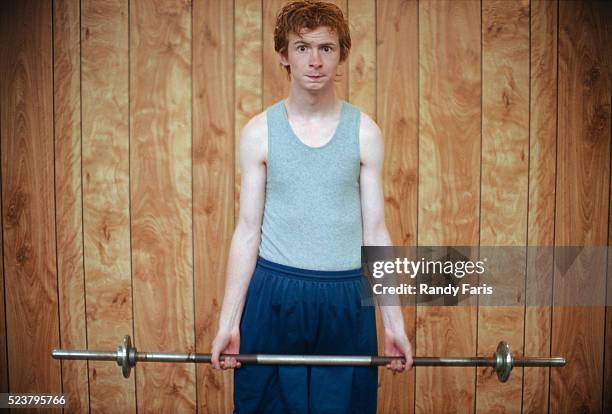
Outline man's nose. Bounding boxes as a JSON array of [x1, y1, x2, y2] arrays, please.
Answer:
[[309, 50, 322, 67]]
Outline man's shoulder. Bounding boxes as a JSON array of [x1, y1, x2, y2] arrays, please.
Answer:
[[356, 109, 383, 146], [239, 111, 268, 162], [240, 111, 268, 146], [242, 110, 267, 137]]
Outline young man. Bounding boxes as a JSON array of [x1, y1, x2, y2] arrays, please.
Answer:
[[211, 1, 413, 412]]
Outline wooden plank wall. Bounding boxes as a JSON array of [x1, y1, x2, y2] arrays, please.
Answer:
[[130, 0, 195, 411], [1, 0, 62, 406], [417, 2, 481, 413], [81, 0, 135, 412], [54, 0, 90, 411], [523, 0, 557, 412], [1, 0, 611, 412], [478, 1, 529, 412], [376, 1, 418, 412], [194, 0, 235, 412], [551, 1, 611, 413]]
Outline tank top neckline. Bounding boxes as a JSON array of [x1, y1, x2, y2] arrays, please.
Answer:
[[280, 99, 347, 150]]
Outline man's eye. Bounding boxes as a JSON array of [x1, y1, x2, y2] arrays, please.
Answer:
[[323, 47, 331, 52], [298, 46, 307, 52]]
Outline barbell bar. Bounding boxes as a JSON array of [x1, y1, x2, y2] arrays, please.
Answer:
[[51, 335, 566, 383]]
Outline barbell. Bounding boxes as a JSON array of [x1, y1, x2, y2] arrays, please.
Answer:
[[51, 335, 565, 383]]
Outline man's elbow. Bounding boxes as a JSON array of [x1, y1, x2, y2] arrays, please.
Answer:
[[233, 218, 262, 247]]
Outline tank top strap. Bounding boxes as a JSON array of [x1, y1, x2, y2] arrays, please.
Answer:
[[339, 100, 362, 147]]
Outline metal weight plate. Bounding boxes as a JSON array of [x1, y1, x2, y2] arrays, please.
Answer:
[[495, 341, 513, 382], [116, 335, 133, 378]]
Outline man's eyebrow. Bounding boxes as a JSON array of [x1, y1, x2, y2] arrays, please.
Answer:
[[293, 40, 337, 47]]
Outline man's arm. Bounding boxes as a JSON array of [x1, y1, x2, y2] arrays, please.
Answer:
[[359, 112, 413, 372], [211, 113, 267, 369]]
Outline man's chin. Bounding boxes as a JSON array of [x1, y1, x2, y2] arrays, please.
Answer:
[[300, 79, 329, 90]]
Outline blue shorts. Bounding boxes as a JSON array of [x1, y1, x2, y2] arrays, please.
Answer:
[[234, 256, 378, 414]]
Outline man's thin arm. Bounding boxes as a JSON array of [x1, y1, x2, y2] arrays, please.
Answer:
[[216, 114, 267, 333], [359, 113, 405, 333]]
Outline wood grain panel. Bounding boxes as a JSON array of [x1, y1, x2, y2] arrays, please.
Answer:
[[376, 0, 418, 412], [53, 0, 89, 411], [0, 113, 5, 393], [551, 1, 611, 412], [523, 1, 557, 412], [263, 0, 348, 107], [235, 0, 263, 221], [0, 123, 6, 395], [348, 0, 375, 119], [130, 0, 195, 410], [478, 1, 530, 412], [606, 176, 612, 414], [417, 1, 481, 412], [602, 5, 612, 414], [81, 0, 135, 410], [0, 203, 5, 393], [606, 210, 612, 411], [0, 0, 61, 395], [193, 0, 235, 412]]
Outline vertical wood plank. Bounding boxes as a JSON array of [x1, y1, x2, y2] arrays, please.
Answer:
[[0, 0, 61, 395], [0, 200, 5, 392], [602, 4, 612, 414], [0, 84, 6, 393], [417, 1, 481, 412], [605, 159, 612, 414], [377, 0, 418, 412], [130, 0, 195, 410], [81, 0, 135, 410], [523, 1, 557, 412], [478, 1, 530, 412], [348, 0, 375, 119], [193, 0, 235, 412], [0, 122, 6, 394], [53, 0, 89, 410], [551, 0, 611, 412], [235, 0, 263, 221]]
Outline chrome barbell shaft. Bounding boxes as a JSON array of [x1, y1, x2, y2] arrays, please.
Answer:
[[48, 351, 495, 366], [50, 350, 565, 367], [51, 335, 566, 382]]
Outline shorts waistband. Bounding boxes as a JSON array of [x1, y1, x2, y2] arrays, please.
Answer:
[[256, 256, 363, 281]]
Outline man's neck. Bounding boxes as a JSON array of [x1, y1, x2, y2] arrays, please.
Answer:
[[285, 84, 341, 119]]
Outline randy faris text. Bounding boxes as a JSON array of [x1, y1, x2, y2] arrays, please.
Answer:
[[372, 283, 493, 296]]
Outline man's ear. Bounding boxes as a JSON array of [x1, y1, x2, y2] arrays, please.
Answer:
[[277, 51, 289, 67]]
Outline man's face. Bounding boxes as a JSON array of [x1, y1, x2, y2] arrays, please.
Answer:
[[279, 26, 341, 91]]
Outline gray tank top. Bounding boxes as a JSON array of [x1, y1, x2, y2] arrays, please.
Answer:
[[258, 99, 363, 271]]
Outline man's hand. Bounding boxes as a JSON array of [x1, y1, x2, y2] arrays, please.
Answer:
[[211, 328, 241, 370], [383, 328, 413, 373]]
